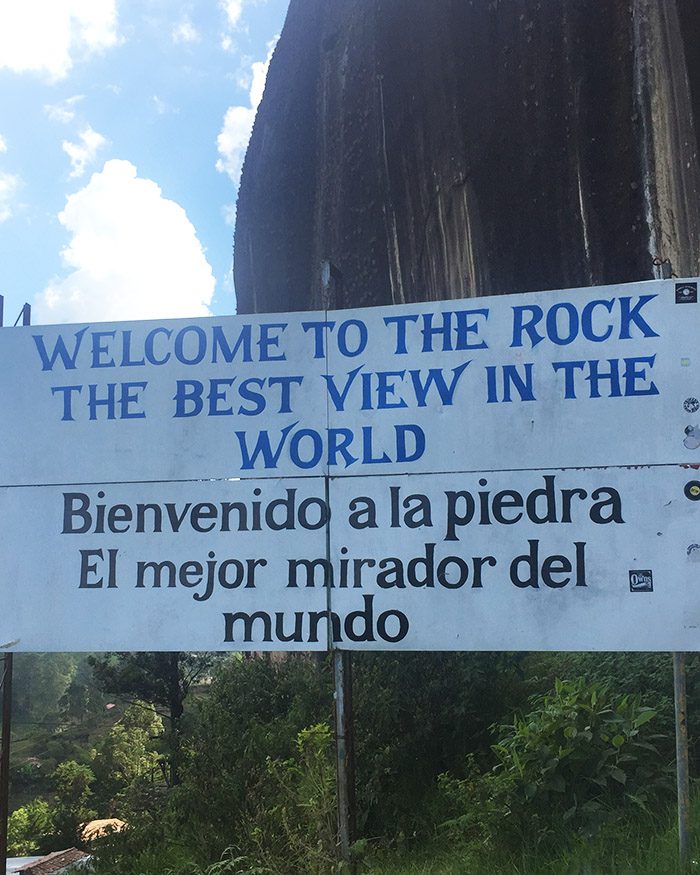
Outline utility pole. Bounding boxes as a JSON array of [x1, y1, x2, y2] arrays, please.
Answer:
[[0, 296, 30, 873]]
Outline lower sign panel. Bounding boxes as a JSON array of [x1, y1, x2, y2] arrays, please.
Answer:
[[326, 467, 700, 651], [1, 467, 700, 651]]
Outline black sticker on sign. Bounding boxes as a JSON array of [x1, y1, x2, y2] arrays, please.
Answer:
[[685, 481, 700, 501], [629, 570, 653, 592], [676, 282, 697, 303]]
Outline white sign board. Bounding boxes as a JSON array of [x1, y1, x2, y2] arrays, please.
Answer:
[[2, 278, 700, 486], [1, 466, 699, 651], [3, 277, 700, 651]]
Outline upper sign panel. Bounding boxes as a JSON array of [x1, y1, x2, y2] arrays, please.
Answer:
[[324, 277, 700, 477], [2, 279, 700, 485], [0, 310, 328, 485]]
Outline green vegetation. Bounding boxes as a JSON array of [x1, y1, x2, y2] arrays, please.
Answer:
[[438, 678, 674, 848], [5, 651, 697, 872]]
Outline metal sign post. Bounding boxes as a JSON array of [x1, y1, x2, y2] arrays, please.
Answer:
[[325, 466, 356, 872], [333, 649, 356, 871], [321, 254, 357, 872], [0, 653, 13, 872], [674, 652, 691, 869], [0, 297, 30, 873]]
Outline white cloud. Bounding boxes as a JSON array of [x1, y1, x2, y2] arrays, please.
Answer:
[[216, 37, 277, 187], [63, 125, 107, 178], [0, 0, 118, 81], [249, 52, 272, 110], [152, 95, 178, 116], [35, 159, 215, 323], [172, 19, 199, 44], [221, 0, 244, 28], [45, 95, 84, 124], [0, 134, 19, 220], [220, 0, 256, 50], [0, 172, 20, 222], [222, 203, 237, 227], [235, 56, 252, 89], [215, 106, 256, 188]]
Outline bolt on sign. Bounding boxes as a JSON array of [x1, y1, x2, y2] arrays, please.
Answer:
[[1, 278, 700, 651]]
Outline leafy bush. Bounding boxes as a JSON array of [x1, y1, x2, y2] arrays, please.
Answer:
[[51, 759, 97, 845], [234, 723, 338, 874], [94, 652, 528, 866], [173, 655, 333, 861], [90, 824, 195, 875], [439, 677, 674, 850], [7, 799, 53, 855], [172, 850, 274, 875], [89, 653, 681, 870], [91, 701, 164, 813], [352, 652, 527, 835], [92, 722, 337, 875], [531, 652, 700, 767]]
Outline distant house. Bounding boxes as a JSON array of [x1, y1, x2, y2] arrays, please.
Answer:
[[11, 848, 91, 874], [6, 859, 40, 875]]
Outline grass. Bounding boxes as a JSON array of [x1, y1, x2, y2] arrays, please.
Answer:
[[363, 797, 700, 874]]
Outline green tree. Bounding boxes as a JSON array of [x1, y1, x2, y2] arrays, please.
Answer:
[[13, 654, 79, 721], [89, 652, 211, 784], [52, 760, 97, 845], [174, 655, 333, 860], [61, 655, 106, 723], [7, 799, 53, 855], [352, 651, 527, 834], [92, 702, 164, 811]]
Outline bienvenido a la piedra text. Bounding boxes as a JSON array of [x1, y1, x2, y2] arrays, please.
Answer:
[[61, 475, 623, 644]]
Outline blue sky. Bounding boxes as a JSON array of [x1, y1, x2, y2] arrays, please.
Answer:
[[0, 0, 289, 326]]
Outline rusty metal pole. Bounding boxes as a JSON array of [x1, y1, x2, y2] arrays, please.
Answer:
[[327, 484, 356, 870], [0, 652, 14, 872], [646, 255, 693, 868], [321, 263, 357, 871], [674, 652, 691, 870], [333, 649, 356, 870]]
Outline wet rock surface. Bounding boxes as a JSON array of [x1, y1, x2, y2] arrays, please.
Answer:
[[234, 0, 700, 314]]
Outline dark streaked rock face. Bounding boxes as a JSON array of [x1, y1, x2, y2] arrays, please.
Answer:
[[234, 0, 700, 314]]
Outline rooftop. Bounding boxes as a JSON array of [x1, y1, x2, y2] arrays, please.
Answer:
[[11, 848, 91, 874]]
